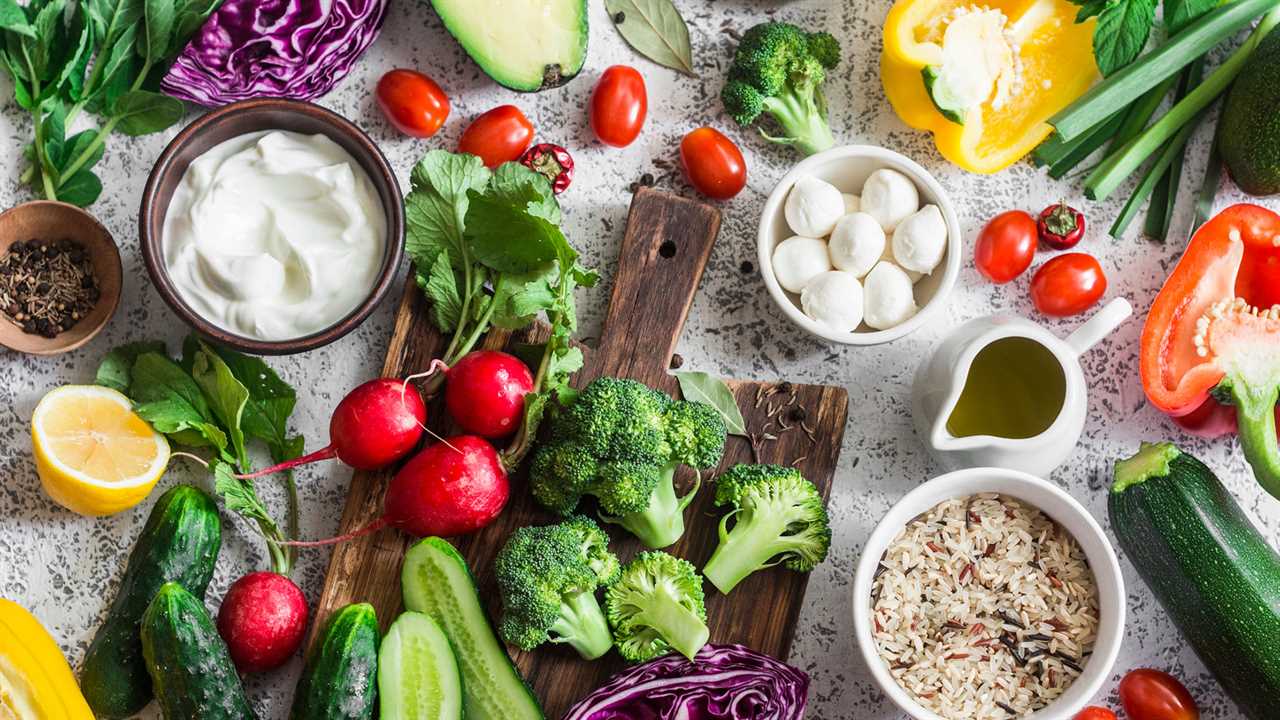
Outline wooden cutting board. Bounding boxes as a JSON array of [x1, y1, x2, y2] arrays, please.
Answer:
[[310, 187, 849, 717]]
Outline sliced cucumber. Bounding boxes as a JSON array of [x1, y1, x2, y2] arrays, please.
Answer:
[[402, 537, 545, 720], [378, 612, 462, 720]]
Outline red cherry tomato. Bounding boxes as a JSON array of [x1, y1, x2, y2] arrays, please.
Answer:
[[1119, 669, 1199, 720], [458, 105, 534, 168], [1074, 707, 1118, 720], [590, 65, 647, 147], [1030, 252, 1107, 316], [974, 210, 1037, 283], [679, 127, 746, 200], [376, 69, 450, 138]]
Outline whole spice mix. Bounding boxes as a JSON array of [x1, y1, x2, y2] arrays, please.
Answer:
[[0, 239, 100, 338]]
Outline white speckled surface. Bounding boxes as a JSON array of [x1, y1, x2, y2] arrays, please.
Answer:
[[1, 2, 1274, 718]]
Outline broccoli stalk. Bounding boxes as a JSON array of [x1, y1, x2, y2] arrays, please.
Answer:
[[602, 465, 700, 550], [721, 22, 841, 156], [702, 464, 832, 595], [495, 516, 620, 660], [605, 551, 710, 663]]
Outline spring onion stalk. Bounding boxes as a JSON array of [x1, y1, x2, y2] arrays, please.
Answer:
[[1191, 143, 1224, 237], [1085, 6, 1280, 200], [1110, 75, 1178, 151], [1049, 0, 1279, 141], [1034, 110, 1124, 166], [1144, 58, 1206, 241], [1109, 108, 1209, 237], [1047, 112, 1128, 179]]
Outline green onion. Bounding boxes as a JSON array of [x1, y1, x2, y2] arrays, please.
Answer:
[[1047, 112, 1127, 179], [1109, 108, 1209, 237], [1191, 143, 1224, 238], [1110, 75, 1178, 152], [1144, 58, 1206, 241], [1049, 0, 1280, 142], [1086, 6, 1280, 200], [1034, 110, 1122, 166]]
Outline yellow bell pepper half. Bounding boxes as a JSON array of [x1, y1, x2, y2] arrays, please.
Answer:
[[0, 599, 93, 720], [881, 0, 1100, 173]]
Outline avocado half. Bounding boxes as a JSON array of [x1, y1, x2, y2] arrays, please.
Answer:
[[1218, 29, 1280, 196], [430, 0, 588, 92]]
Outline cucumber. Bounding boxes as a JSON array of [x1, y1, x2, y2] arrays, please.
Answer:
[[291, 603, 380, 720], [80, 484, 222, 719], [402, 537, 544, 720], [378, 612, 463, 720], [1110, 443, 1280, 720], [140, 582, 255, 720]]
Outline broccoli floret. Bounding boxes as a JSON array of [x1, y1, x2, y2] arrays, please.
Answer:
[[701, 464, 832, 595], [529, 378, 728, 549], [495, 516, 619, 660], [605, 551, 709, 663], [721, 22, 840, 156]]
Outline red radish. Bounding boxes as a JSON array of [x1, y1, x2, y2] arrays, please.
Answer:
[[216, 572, 309, 673], [444, 351, 534, 438], [239, 378, 426, 478], [284, 435, 510, 546]]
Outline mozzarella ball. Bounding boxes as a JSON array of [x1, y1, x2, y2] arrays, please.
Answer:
[[880, 243, 924, 284], [860, 168, 920, 231], [891, 204, 948, 274], [772, 236, 833, 293], [842, 193, 861, 215], [863, 261, 919, 330], [828, 212, 885, 278], [784, 176, 846, 238], [801, 271, 864, 333]]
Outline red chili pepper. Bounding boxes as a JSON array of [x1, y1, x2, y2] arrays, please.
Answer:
[[519, 143, 574, 195], [1038, 200, 1086, 250], [1140, 203, 1280, 498]]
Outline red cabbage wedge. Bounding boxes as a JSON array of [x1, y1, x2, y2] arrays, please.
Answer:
[[162, 0, 390, 105], [562, 644, 809, 720]]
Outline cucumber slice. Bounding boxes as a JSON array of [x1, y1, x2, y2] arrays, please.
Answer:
[[402, 537, 545, 720], [378, 612, 462, 720]]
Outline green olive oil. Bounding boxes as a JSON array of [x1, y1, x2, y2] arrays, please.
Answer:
[[945, 337, 1066, 440]]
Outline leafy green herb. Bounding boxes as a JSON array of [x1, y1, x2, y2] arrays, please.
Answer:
[[96, 340, 166, 392], [673, 371, 748, 437], [604, 0, 696, 76], [1074, 0, 1157, 76]]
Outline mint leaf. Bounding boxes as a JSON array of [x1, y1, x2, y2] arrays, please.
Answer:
[[421, 251, 463, 332], [1093, 0, 1155, 76], [190, 342, 250, 470], [464, 189, 562, 274], [1165, 0, 1216, 34], [96, 340, 166, 392], [0, 0, 35, 37]]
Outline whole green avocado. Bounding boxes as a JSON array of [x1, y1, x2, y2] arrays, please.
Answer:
[[1218, 30, 1280, 196]]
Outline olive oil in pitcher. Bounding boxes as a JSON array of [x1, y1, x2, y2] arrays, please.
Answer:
[[945, 337, 1066, 440]]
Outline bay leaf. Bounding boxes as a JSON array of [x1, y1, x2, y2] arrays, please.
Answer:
[[674, 371, 747, 436], [604, 0, 696, 76]]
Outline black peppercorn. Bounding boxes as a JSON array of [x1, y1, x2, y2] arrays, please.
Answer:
[[669, 353, 684, 369]]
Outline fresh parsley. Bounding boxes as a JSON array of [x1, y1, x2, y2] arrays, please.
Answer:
[[0, 0, 220, 207]]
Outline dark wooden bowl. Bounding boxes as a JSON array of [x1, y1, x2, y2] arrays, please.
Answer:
[[139, 98, 404, 355], [0, 201, 122, 355]]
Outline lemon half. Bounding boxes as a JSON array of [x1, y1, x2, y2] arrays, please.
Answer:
[[32, 386, 169, 516]]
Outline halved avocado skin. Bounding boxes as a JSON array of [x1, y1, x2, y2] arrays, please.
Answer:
[[430, 0, 589, 92]]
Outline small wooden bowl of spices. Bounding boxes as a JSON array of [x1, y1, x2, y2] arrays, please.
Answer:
[[0, 201, 121, 355]]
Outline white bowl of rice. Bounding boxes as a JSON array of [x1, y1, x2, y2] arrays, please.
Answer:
[[852, 468, 1124, 720]]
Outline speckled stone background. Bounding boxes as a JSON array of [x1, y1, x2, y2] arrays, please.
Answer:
[[1, 1, 1275, 718]]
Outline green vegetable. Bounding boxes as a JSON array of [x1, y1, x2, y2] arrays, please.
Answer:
[[1217, 26, 1280, 195], [701, 464, 831, 595], [604, 0, 695, 76], [290, 603, 380, 720], [378, 612, 463, 720], [0, 0, 218, 207], [1073, 0, 1157, 77], [80, 484, 221, 719], [429, 0, 586, 91], [604, 550, 709, 663], [673, 371, 747, 437], [402, 537, 545, 720], [96, 335, 304, 574], [404, 151, 596, 468], [1110, 443, 1280, 720], [495, 516, 619, 660], [529, 377, 728, 548], [140, 582, 256, 720], [721, 21, 841, 156]]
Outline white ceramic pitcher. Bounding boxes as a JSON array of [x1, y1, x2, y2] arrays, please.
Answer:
[[911, 298, 1133, 477]]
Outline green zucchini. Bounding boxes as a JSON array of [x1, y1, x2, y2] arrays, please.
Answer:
[[140, 582, 256, 720], [378, 612, 463, 720], [291, 603, 381, 720], [80, 484, 222, 719], [402, 537, 545, 720], [1110, 442, 1280, 720]]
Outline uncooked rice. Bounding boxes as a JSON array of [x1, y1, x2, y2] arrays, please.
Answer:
[[870, 493, 1099, 719]]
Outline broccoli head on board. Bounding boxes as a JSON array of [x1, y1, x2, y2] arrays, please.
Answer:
[[721, 22, 841, 156], [604, 550, 709, 663]]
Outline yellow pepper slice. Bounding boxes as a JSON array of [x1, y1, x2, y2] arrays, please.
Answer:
[[881, 0, 1100, 173], [0, 599, 93, 720]]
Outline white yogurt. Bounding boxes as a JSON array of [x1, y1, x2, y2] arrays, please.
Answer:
[[162, 130, 385, 341]]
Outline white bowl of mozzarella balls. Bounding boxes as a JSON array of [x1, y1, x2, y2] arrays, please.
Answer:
[[758, 146, 961, 345]]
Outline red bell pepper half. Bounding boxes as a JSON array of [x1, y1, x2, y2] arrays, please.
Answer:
[[1141, 203, 1280, 498]]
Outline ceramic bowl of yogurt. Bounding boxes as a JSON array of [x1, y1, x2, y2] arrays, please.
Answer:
[[141, 98, 404, 355], [757, 145, 961, 345]]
